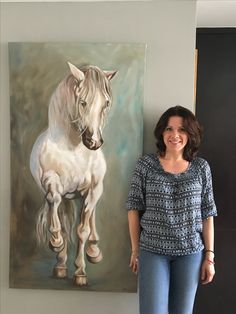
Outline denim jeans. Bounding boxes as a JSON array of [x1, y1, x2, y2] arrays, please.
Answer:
[[139, 249, 203, 314]]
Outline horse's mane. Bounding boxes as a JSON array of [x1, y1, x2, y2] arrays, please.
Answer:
[[78, 65, 112, 105], [48, 65, 112, 136]]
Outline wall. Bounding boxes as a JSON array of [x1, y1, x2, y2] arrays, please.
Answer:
[[0, 1, 197, 314], [196, 1, 236, 27]]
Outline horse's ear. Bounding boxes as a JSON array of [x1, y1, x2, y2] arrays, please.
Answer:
[[67, 62, 84, 82], [104, 70, 117, 81]]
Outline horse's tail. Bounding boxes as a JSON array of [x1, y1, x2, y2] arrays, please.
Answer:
[[36, 199, 77, 246], [36, 201, 50, 246]]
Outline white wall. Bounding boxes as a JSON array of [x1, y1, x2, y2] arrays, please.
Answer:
[[0, 1, 197, 314], [197, 0, 236, 27]]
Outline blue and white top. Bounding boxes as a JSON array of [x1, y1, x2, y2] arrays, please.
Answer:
[[126, 153, 217, 256]]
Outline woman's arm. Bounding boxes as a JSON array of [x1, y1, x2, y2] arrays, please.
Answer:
[[128, 210, 140, 274], [201, 216, 215, 284]]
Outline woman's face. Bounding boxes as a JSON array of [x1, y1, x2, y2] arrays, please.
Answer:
[[162, 116, 188, 155]]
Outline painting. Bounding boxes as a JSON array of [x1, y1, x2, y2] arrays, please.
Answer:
[[8, 42, 146, 292]]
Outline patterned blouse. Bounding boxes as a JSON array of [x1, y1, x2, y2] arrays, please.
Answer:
[[126, 153, 217, 256]]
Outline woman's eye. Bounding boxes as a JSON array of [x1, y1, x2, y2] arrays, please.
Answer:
[[165, 127, 172, 131]]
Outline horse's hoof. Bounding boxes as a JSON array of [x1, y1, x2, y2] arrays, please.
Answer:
[[86, 244, 103, 264], [53, 266, 68, 279], [73, 275, 88, 286], [49, 240, 64, 253]]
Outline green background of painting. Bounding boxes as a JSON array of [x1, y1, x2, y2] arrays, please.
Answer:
[[8, 42, 145, 292]]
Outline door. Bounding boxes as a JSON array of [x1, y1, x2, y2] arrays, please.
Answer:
[[195, 28, 236, 313]]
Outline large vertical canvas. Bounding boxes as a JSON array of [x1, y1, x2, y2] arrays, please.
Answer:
[[9, 42, 146, 292]]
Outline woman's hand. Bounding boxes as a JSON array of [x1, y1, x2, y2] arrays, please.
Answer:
[[128, 210, 140, 275], [201, 259, 215, 284], [129, 250, 139, 274], [201, 217, 215, 284]]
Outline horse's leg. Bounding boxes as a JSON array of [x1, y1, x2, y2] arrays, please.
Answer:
[[42, 171, 64, 252], [86, 209, 103, 264], [74, 204, 91, 286], [74, 181, 103, 286], [43, 172, 69, 278], [53, 238, 68, 278]]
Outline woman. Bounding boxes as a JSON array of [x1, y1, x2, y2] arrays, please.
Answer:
[[126, 106, 217, 314]]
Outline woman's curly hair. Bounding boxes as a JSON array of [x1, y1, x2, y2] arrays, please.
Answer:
[[154, 106, 202, 161]]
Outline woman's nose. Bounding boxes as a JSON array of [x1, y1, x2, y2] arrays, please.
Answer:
[[172, 130, 180, 137]]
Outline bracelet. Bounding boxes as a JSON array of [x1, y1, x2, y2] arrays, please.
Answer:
[[204, 249, 214, 254], [205, 259, 215, 265]]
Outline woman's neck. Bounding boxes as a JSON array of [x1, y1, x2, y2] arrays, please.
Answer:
[[159, 152, 189, 174], [160, 151, 184, 162]]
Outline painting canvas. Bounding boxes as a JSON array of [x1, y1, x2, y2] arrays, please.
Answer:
[[8, 42, 146, 292]]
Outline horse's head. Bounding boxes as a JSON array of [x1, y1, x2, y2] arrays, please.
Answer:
[[67, 62, 117, 150]]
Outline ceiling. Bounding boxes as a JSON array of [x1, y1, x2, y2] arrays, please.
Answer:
[[1, 0, 236, 27]]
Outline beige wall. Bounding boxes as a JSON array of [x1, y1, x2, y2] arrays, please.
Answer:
[[0, 1, 197, 314]]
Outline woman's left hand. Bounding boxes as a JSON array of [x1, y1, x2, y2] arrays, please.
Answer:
[[201, 259, 215, 284]]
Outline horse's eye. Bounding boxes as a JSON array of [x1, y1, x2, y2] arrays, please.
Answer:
[[80, 100, 87, 107], [104, 100, 110, 108]]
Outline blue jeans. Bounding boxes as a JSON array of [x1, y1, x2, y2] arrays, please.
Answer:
[[139, 249, 203, 314]]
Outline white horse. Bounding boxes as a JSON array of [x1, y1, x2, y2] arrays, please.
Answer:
[[30, 62, 117, 286]]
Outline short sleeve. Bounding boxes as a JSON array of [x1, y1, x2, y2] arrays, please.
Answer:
[[201, 160, 217, 219], [126, 158, 146, 212]]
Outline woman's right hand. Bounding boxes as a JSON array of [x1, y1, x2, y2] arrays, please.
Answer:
[[128, 210, 140, 275], [129, 250, 139, 274]]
